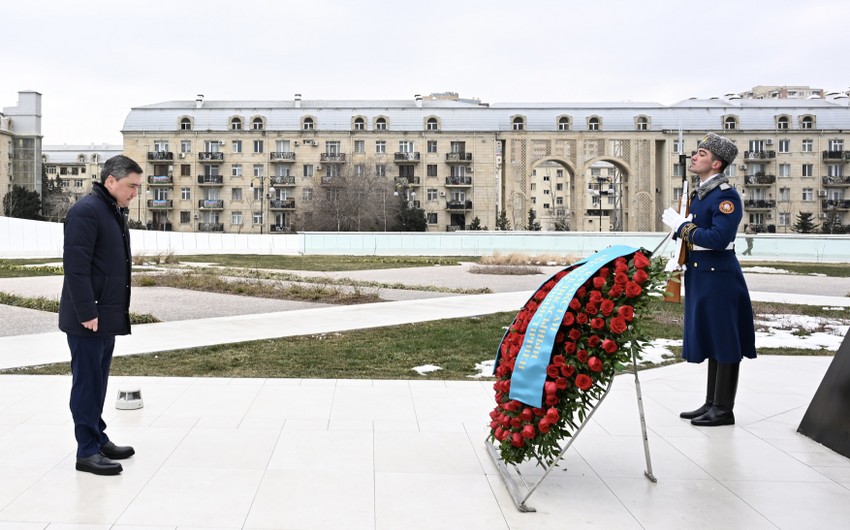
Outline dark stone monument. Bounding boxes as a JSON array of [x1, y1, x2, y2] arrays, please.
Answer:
[[798, 330, 850, 459]]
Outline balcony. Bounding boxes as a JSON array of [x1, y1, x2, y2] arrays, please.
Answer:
[[822, 150, 850, 162], [320, 153, 346, 164], [823, 175, 850, 186], [197, 174, 224, 185], [446, 176, 473, 187], [743, 150, 776, 161], [198, 223, 224, 232], [446, 200, 473, 210], [445, 152, 473, 163], [269, 198, 295, 209], [270, 152, 296, 162], [147, 151, 173, 161], [147, 175, 173, 186], [744, 173, 776, 185], [395, 176, 421, 187], [147, 199, 173, 209], [320, 176, 338, 186], [270, 175, 296, 186], [270, 224, 293, 233], [198, 199, 224, 210], [198, 152, 224, 162], [744, 199, 776, 209], [146, 221, 173, 231], [823, 199, 850, 210], [394, 152, 421, 163]]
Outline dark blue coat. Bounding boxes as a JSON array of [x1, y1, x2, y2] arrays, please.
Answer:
[[675, 182, 756, 363], [59, 183, 132, 336]]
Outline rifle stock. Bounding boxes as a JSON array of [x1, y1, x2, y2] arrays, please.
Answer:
[[663, 179, 690, 303]]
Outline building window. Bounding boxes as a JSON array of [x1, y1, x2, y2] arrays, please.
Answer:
[[723, 116, 738, 130], [303, 117, 314, 130], [427, 188, 438, 201], [180, 117, 192, 130], [180, 211, 190, 223], [181, 187, 191, 200], [531, 197, 537, 204], [588, 116, 601, 131], [252, 117, 264, 130], [779, 212, 791, 227], [232, 140, 242, 153], [556, 197, 564, 205], [777, 116, 789, 130], [354, 140, 365, 153], [778, 139, 790, 153], [427, 213, 438, 224], [376, 141, 386, 154], [779, 188, 790, 202], [253, 140, 263, 153], [302, 188, 313, 201], [778, 163, 790, 177], [512, 117, 525, 131], [427, 164, 437, 177], [375, 117, 387, 130], [802, 139, 813, 152], [253, 164, 264, 177], [530, 183, 537, 191], [231, 212, 243, 225], [232, 188, 242, 201], [426, 117, 439, 131], [376, 164, 386, 177], [354, 117, 365, 131], [427, 140, 437, 153], [802, 164, 813, 177], [673, 163, 684, 177], [355, 164, 365, 177], [802, 188, 813, 201], [231, 163, 244, 177], [231, 117, 242, 130], [801, 115, 814, 129], [303, 164, 313, 177], [253, 212, 263, 225], [180, 140, 191, 153], [829, 139, 844, 151], [180, 164, 191, 176], [558, 116, 571, 131], [828, 164, 844, 177], [635, 116, 649, 131], [398, 140, 414, 153]]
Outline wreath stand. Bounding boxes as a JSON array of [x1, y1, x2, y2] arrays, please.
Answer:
[[485, 348, 657, 512]]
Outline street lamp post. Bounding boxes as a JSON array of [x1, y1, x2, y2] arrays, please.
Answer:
[[589, 176, 609, 232], [250, 176, 275, 234]]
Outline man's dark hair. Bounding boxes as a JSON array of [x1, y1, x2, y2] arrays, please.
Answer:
[[709, 152, 729, 174], [101, 155, 143, 184]]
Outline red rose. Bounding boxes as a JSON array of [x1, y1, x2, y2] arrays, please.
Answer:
[[614, 272, 629, 285], [511, 432, 525, 447], [609, 316, 628, 334], [490, 420, 500, 430], [588, 335, 601, 348], [555, 377, 568, 390], [520, 408, 533, 422], [546, 365, 560, 378], [633, 269, 649, 285], [552, 354, 566, 366], [576, 349, 588, 363], [538, 418, 552, 434], [618, 305, 635, 321], [633, 252, 650, 270], [576, 313, 588, 325], [609, 284, 624, 298], [564, 341, 577, 354], [489, 410, 500, 420], [576, 374, 593, 391], [555, 331, 565, 343], [561, 365, 575, 377], [545, 407, 560, 423], [503, 400, 520, 411], [521, 425, 537, 439], [532, 407, 544, 416], [588, 356, 603, 372], [625, 281, 643, 298], [568, 329, 581, 341], [589, 290, 603, 303], [600, 299, 615, 316], [577, 287, 587, 299], [495, 427, 508, 441], [602, 339, 619, 354], [562, 312, 575, 326], [555, 270, 568, 280], [545, 394, 559, 406], [585, 302, 599, 315], [598, 267, 610, 278], [569, 298, 582, 311], [591, 318, 606, 330], [544, 381, 557, 395], [592, 276, 606, 289], [510, 417, 522, 428], [544, 280, 557, 290]]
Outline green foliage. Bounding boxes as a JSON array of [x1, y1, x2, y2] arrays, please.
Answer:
[[3, 185, 43, 220], [0, 262, 64, 278], [469, 216, 483, 230], [553, 217, 570, 231], [527, 208, 541, 231], [173, 254, 474, 271], [0, 291, 158, 324], [496, 209, 511, 231], [792, 211, 819, 233]]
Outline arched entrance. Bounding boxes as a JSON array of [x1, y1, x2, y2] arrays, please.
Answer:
[[520, 158, 576, 231], [580, 157, 632, 232]]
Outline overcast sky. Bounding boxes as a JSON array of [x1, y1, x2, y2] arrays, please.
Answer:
[[2, 0, 848, 145]]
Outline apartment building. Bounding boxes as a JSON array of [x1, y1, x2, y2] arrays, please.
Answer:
[[40, 144, 122, 220], [122, 91, 850, 233], [1, 91, 43, 203]]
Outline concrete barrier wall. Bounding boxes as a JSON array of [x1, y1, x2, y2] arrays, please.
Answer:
[[1, 216, 849, 262]]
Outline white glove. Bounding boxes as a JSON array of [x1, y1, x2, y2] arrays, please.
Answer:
[[662, 208, 692, 232], [664, 259, 687, 273]]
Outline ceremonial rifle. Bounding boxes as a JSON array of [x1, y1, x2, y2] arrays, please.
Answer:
[[664, 130, 690, 303]]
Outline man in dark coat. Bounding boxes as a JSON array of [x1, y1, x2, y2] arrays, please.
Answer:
[[662, 133, 757, 426], [59, 155, 143, 474]]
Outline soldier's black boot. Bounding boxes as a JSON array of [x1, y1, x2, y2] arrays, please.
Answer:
[[680, 359, 717, 419], [692, 362, 739, 427]]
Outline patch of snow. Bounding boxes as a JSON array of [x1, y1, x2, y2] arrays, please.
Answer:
[[412, 364, 442, 376], [468, 359, 495, 378]]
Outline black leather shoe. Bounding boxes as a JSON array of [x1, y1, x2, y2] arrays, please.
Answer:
[[76, 453, 122, 475], [101, 441, 135, 460], [691, 405, 735, 426], [680, 401, 713, 419]]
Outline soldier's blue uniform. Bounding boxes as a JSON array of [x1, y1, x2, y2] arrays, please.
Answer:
[[676, 182, 756, 364]]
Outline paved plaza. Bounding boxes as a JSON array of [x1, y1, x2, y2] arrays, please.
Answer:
[[0, 265, 849, 529]]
